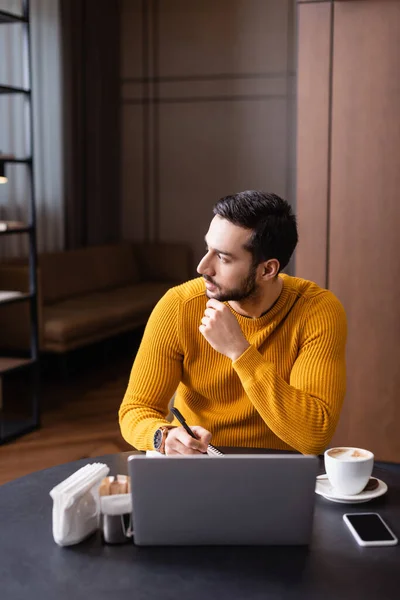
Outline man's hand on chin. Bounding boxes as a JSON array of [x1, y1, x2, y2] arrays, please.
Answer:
[[199, 298, 250, 361]]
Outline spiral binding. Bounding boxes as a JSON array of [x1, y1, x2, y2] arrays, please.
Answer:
[[207, 444, 224, 457]]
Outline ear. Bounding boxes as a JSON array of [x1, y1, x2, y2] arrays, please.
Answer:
[[261, 259, 280, 280]]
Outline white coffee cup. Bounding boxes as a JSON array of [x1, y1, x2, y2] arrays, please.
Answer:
[[324, 447, 374, 495]]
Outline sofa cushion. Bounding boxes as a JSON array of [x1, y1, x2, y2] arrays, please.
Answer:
[[40, 244, 141, 304], [43, 282, 172, 346]]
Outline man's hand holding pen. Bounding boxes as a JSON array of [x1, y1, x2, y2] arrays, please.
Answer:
[[164, 407, 224, 456], [164, 425, 212, 456]]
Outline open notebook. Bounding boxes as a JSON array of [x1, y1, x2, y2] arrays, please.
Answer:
[[146, 445, 223, 458]]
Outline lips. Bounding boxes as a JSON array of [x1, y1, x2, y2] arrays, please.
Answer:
[[204, 279, 217, 291]]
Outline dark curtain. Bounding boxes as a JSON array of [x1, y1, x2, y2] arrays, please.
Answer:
[[60, 0, 121, 249]]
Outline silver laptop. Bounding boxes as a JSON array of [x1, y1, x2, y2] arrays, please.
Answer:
[[128, 454, 318, 546]]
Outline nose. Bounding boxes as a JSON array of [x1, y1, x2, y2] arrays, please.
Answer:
[[197, 251, 215, 276]]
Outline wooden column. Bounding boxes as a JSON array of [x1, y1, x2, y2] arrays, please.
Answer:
[[296, 0, 400, 462], [296, 2, 332, 288]]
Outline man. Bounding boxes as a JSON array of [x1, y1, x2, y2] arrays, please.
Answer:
[[119, 191, 347, 456]]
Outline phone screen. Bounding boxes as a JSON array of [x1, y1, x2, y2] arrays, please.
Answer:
[[346, 514, 395, 542]]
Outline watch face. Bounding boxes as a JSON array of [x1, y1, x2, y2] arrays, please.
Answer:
[[154, 428, 163, 450]]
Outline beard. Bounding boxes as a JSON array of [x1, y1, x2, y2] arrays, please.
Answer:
[[204, 262, 259, 302]]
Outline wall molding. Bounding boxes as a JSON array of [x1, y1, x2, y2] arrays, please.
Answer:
[[297, 1, 332, 5], [121, 72, 296, 83], [123, 95, 289, 105]]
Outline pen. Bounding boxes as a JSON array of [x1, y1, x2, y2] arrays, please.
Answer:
[[170, 407, 224, 457]]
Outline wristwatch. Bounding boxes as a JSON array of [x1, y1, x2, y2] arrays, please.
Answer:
[[153, 426, 172, 454]]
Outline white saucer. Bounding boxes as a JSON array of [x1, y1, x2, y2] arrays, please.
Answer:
[[315, 474, 388, 504]]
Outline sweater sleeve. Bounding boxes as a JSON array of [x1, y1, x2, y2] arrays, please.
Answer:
[[119, 288, 183, 450], [231, 292, 347, 454]]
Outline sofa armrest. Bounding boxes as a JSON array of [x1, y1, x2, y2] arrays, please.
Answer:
[[132, 242, 192, 283], [0, 264, 43, 351]]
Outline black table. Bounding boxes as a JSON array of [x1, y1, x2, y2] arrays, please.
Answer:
[[0, 451, 399, 600]]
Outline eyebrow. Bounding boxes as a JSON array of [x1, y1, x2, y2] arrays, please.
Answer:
[[204, 236, 235, 258]]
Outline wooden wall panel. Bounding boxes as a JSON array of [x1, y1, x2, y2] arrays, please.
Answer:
[[295, 3, 331, 287], [121, 0, 296, 274], [329, 1, 400, 461]]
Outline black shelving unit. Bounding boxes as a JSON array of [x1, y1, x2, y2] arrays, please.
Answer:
[[0, 0, 40, 443], [0, 8, 27, 24]]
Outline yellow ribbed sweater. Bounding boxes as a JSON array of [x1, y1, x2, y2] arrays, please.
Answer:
[[119, 275, 347, 454]]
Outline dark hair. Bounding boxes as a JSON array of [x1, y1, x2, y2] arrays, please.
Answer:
[[213, 190, 298, 273]]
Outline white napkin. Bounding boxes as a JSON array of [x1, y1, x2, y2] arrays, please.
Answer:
[[49, 463, 109, 546]]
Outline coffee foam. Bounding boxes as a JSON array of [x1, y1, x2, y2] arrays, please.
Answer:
[[328, 448, 369, 461]]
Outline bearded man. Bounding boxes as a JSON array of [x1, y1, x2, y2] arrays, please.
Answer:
[[119, 191, 347, 456]]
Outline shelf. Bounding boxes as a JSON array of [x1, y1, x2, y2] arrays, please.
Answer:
[[0, 10, 27, 24], [0, 0, 40, 444], [0, 225, 32, 236], [0, 292, 35, 307], [0, 357, 37, 375], [0, 157, 32, 164], [0, 85, 30, 95]]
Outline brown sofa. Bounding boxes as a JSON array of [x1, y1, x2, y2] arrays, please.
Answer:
[[0, 242, 191, 354]]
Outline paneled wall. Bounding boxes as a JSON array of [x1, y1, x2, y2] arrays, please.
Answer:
[[120, 0, 296, 273], [296, 0, 400, 462]]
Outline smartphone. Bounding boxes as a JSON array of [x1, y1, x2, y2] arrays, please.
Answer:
[[343, 513, 398, 547]]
